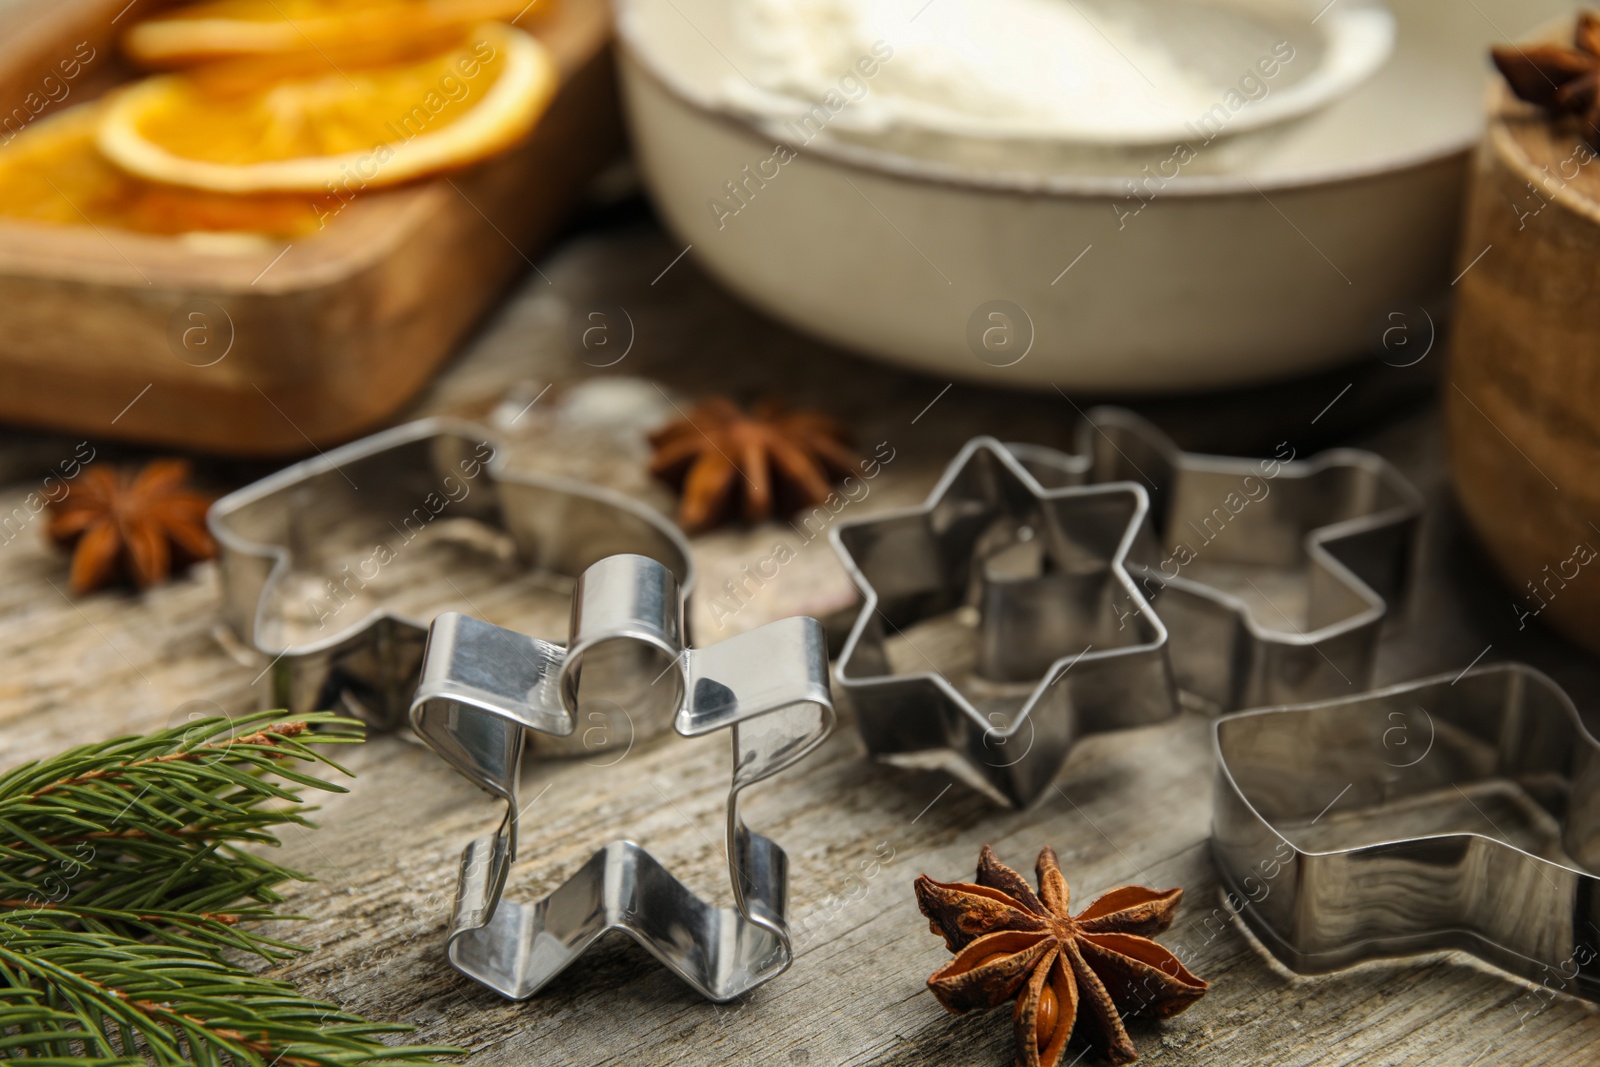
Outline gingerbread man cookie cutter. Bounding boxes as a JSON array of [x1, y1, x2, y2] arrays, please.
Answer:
[[410, 553, 834, 1001]]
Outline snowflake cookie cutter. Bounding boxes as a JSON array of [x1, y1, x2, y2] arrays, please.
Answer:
[[409, 552, 834, 1001], [1006, 406, 1422, 713], [830, 437, 1176, 810], [1212, 664, 1600, 999], [208, 418, 693, 732]]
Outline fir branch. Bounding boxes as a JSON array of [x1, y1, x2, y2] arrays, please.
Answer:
[[0, 713, 357, 944], [0, 712, 459, 1066], [0, 929, 452, 1067]]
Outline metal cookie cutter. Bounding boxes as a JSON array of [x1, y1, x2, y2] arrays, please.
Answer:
[[1213, 664, 1600, 999], [1008, 406, 1422, 713], [830, 437, 1175, 809], [409, 553, 834, 1001], [208, 418, 693, 731]]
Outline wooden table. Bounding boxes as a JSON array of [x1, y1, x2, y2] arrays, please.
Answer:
[[2, 210, 1596, 1067]]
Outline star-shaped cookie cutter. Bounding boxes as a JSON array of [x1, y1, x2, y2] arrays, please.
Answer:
[[1213, 664, 1600, 999], [830, 437, 1176, 809], [1006, 406, 1422, 713], [208, 418, 693, 731], [409, 552, 834, 1001]]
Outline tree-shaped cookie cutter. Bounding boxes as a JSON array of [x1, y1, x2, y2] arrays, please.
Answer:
[[1007, 406, 1421, 713], [208, 418, 693, 731], [1213, 664, 1600, 999], [409, 552, 835, 1001], [830, 437, 1176, 809]]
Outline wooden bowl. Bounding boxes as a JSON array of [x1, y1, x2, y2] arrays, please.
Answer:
[[1447, 76, 1600, 652]]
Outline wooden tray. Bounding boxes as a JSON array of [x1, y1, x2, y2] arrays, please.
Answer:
[[0, 0, 621, 456]]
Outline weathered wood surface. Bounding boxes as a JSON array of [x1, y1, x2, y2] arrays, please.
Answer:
[[2, 218, 1599, 1067]]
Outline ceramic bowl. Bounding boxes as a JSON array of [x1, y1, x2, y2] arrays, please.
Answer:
[[615, 0, 1575, 391]]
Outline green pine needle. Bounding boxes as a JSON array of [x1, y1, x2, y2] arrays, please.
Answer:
[[0, 711, 460, 1067]]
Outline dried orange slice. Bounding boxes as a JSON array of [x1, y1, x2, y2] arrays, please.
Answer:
[[97, 22, 555, 194], [0, 103, 335, 238], [123, 0, 545, 68]]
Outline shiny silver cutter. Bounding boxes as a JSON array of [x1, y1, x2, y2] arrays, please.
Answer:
[[1009, 406, 1422, 713], [208, 418, 694, 731], [410, 553, 834, 1001], [1213, 664, 1600, 998], [830, 436, 1176, 809]]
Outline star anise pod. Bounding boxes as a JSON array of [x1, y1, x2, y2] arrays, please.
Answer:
[[1492, 11, 1600, 145], [914, 845, 1207, 1067], [648, 396, 861, 532], [47, 459, 216, 593]]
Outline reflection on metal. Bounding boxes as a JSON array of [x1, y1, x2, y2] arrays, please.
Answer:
[[829, 408, 1421, 808], [411, 553, 834, 1002], [1213, 665, 1600, 999], [209, 418, 693, 731], [1008, 407, 1421, 714], [831, 437, 1175, 809]]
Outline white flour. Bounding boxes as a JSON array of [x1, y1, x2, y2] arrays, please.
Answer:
[[725, 0, 1230, 141]]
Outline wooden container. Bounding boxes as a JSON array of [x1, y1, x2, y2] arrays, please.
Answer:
[[1447, 77, 1600, 651], [0, 0, 620, 456]]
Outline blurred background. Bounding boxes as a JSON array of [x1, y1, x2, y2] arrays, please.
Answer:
[[0, 0, 1592, 663]]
